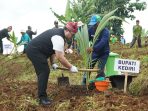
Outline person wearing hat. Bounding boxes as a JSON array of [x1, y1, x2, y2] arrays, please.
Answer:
[[0, 26, 12, 53], [25, 22, 78, 105], [26, 26, 37, 40], [17, 30, 31, 53], [82, 15, 110, 85], [130, 20, 142, 48]]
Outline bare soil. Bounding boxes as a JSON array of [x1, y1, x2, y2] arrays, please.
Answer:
[[0, 44, 148, 111], [0, 81, 148, 111]]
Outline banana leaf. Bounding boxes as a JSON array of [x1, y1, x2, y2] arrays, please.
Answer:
[[65, 0, 72, 21]]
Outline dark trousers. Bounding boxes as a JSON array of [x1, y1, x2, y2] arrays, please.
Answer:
[[130, 36, 142, 48], [0, 40, 3, 53], [82, 53, 109, 84], [83, 54, 109, 78], [90, 54, 109, 78], [26, 47, 50, 99]]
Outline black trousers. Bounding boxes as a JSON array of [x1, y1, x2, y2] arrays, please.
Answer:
[[90, 54, 109, 78], [26, 47, 50, 99], [0, 40, 3, 53], [130, 36, 142, 48]]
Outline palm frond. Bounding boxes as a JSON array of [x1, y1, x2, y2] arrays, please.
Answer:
[[92, 8, 127, 46], [9, 31, 17, 46], [93, 8, 118, 41], [9, 31, 18, 55], [75, 25, 90, 67]]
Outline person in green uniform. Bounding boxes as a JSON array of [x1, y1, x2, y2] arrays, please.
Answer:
[[110, 34, 117, 44], [130, 20, 142, 48]]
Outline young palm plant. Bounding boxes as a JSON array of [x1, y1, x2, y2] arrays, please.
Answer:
[[75, 25, 91, 87], [9, 31, 18, 58], [75, 8, 125, 87], [75, 25, 90, 68]]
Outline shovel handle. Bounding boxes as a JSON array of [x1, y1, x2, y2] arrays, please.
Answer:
[[57, 67, 99, 72]]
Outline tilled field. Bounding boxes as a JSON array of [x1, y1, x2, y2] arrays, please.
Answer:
[[0, 44, 148, 111]]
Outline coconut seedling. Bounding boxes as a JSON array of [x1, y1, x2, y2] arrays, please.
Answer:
[[9, 31, 18, 58]]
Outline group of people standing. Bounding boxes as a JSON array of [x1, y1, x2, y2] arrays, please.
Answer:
[[109, 20, 143, 48], [0, 26, 37, 54], [110, 34, 126, 45], [17, 26, 37, 53]]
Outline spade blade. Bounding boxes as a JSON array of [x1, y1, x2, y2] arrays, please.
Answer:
[[57, 73, 70, 86]]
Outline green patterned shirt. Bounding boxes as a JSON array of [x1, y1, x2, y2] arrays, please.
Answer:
[[133, 25, 142, 37]]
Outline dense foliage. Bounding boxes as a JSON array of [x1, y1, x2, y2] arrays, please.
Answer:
[[50, 0, 147, 36]]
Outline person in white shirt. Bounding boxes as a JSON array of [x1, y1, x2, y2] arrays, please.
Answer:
[[25, 22, 78, 105]]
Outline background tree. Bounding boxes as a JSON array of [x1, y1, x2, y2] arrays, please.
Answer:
[[93, 0, 147, 36], [50, 0, 96, 24], [50, 0, 146, 36]]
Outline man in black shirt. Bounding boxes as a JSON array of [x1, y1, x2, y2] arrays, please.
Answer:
[[0, 26, 12, 53], [26, 26, 37, 40], [26, 22, 78, 105]]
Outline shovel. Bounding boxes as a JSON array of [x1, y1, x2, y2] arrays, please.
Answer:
[[57, 73, 70, 86], [56, 67, 99, 86]]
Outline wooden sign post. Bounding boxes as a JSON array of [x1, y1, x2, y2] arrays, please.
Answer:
[[124, 72, 128, 93]]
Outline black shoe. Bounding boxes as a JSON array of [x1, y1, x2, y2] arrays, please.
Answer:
[[39, 97, 52, 105]]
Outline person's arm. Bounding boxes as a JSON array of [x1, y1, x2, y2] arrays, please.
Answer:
[[31, 30, 37, 35], [51, 35, 72, 69], [6, 34, 10, 40], [55, 51, 72, 69], [51, 50, 77, 72], [3, 29, 10, 40]]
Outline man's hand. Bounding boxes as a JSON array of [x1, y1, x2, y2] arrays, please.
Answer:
[[52, 63, 58, 70], [70, 65, 78, 73], [7, 37, 10, 41], [87, 47, 93, 54], [65, 48, 73, 54]]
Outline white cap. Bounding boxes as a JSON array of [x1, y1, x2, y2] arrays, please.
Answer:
[[20, 29, 26, 33], [78, 21, 84, 27]]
